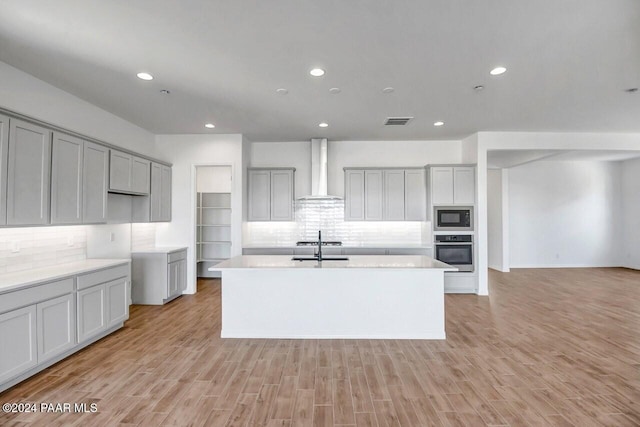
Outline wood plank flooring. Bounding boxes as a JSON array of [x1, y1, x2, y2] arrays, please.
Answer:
[[1, 267, 639, 426]]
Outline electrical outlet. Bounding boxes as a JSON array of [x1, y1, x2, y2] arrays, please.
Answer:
[[67, 235, 74, 247], [11, 241, 20, 253], [110, 232, 115, 242]]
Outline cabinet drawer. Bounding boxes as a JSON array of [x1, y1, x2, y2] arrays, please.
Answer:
[[77, 264, 130, 290], [387, 248, 430, 256], [0, 278, 74, 315], [168, 250, 187, 263]]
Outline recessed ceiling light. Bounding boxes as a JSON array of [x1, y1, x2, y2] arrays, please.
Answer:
[[433, 121, 444, 127], [319, 122, 329, 128], [382, 87, 395, 93], [276, 88, 289, 95], [159, 89, 170, 95], [473, 85, 484, 91], [204, 123, 215, 129], [329, 87, 341, 94], [625, 87, 638, 93], [309, 68, 325, 77], [137, 72, 153, 81], [490, 66, 507, 76]]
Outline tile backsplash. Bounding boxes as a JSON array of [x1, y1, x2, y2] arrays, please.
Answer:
[[244, 199, 430, 246], [131, 223, 157, 250], [0, 226, 87, 275]]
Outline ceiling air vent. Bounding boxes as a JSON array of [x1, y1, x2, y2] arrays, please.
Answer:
[[384, 117, 413, 126]]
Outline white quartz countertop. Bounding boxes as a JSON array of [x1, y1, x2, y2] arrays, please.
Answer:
[[210, 255, 456, 270], [0, 259, 130, 293], [243, 244, 433, 249], [131, 246, 188, 254]]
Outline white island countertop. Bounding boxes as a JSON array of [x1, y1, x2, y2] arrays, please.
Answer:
[[211, 255, 456, 270]]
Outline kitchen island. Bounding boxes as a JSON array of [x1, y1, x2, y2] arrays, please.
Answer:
[[210, 255, 456, 339]]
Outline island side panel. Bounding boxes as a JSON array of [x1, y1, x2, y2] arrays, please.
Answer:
[[220, 268, 445, 339]]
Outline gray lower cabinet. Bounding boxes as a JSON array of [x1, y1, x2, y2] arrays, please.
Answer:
[[77, 264, 130, 343], [36, 293, 75, 363], [83, 141, 109, 223], [248, 168, 295, 221], [131, 248, 187, 305], [6, 119, 51, 225], [242, 247, 432, 256], [51, 132, 83, 224], [109, 149, 150, 195], [0, 305, 37, 384], [0, 114, 9, 225], [132, 162, 172, 222], [0, 263, 130, 392]]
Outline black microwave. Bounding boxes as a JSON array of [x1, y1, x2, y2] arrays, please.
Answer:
[[434, 206, 473, 231]]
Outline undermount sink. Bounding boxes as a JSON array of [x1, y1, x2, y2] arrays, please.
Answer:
[[291, 256, 349, 262]]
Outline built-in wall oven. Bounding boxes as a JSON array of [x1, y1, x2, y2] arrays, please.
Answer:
[[434, 206, 473, 231], [434, 234, 474, 272]]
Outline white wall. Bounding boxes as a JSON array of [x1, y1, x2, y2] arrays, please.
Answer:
[[154, 134, 244, 293], [487, 169, 509, 272], [508, 161, 621, 268], [0, 61, 156, 156], [328, 140, 462, 196], [621, 157, 640, 269]]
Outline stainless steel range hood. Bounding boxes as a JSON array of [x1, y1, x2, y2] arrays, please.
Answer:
[[297, 138, 342, 200]]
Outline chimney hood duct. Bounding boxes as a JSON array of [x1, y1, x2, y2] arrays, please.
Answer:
[[297, 138, 342, 200]]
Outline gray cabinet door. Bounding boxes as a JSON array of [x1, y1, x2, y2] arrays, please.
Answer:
[[178, 259, 187, 293], [109, 150, 132, 192], [77, 285, 106, 343], [344, 169, 365, 221], [106, 278, 128, 327], [270, 169, 294, 221], [83, 142, 109, 223], [383, 169, 405, 220], [430, 167, 454, 205], [404, 169, 426, 221], [248, 169, 271, 221], [149, 162, 162, 221], [0, 114, 8, 226], [160, 165, 172, 221], [0, 305, 37, 383], [453, 167, 475, 205], [131, 156, 150, 194], [6, 119, 51, 225], [364, 170, 383, 220], [51, 132, 83, 224], [168, 261, 180, 298], [36, 293, 75, 363]]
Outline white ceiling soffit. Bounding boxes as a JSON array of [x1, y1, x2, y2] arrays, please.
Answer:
[[0, 0, 639, 141], [488, 149, 640, 168]]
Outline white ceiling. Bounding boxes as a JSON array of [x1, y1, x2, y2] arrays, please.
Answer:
[[0, 0, 638, 141]]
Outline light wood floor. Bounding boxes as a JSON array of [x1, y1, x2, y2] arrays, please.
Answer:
[[1, 268, 639, 426]]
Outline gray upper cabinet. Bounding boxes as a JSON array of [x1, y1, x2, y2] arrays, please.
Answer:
[[6, 119, 51, 225], [345, 168, 427, 221], [383, 169, 405, 221], [364, 170, 383, 220], [270, 169, 294, 221], [109, 150, 150, 195], [51, 132, 83, 224], [160, 164, 171, 221], [133, 162, 172, 222], [404, 168, 426, 221], [0, 114, 8, 226], [131, 156, 150, 194], [248, 168, 295, 221], [344, 169, 365, 221], [430, 166, 475, 205], [83, 142, 109, 224]]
